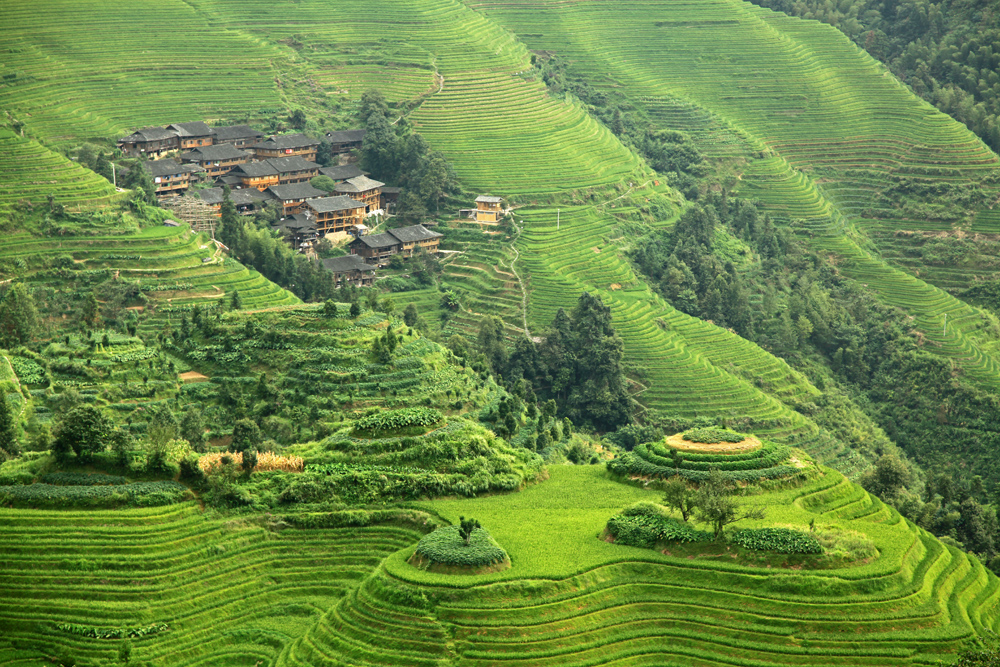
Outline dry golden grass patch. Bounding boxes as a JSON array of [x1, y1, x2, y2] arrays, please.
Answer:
[[198, 451, 304, 474]]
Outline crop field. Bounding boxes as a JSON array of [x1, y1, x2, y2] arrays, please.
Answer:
[[0, 502, 422, 665], [264, 465, 1000, 667], [0, 131, 119, 216]]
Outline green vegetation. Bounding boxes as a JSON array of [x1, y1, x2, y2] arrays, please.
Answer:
[[609, 437, 800, 482], [606, 512, 713, 547], [412, 523, 508, 568], [681, 427, 747, 444], [729, 527, 823, 554]]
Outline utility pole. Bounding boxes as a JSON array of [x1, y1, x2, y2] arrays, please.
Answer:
[[112, 163, 116, 188]]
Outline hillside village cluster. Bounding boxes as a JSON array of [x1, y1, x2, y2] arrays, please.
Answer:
[[118, 121, 505, 287]]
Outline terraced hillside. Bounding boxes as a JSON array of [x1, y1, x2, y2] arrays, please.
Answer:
[[273, 465, 1000, 667], [0, 0, 284, 146], [466, 0, 1000, 392], [184, 0, 643, 195], [0, 130, 118, 216], [0, 502, 423, 666], [1, 224, 299, 333]]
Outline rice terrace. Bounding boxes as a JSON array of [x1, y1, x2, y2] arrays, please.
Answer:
[[3, 0, 1000, 665]]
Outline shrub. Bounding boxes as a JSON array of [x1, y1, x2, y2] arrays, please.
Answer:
[[414, 525, 508, 567], [606, 514, 713, 548], [681, 427, 746, 443], [41, 472, 126, 486], [729, 528, 823, 554], [0, 481, 190, 508]]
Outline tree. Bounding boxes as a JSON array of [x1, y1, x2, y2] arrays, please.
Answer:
[[0, 283, 40, 346], [311, 175, 337, 193], [241, 446, 258, 475], [860, 453, 912, 500], [230, 290, 242, 311], [661, 476, 698, 522], [53, 405, 112, 462], [478, 316, 508, 374], [323, 300, 338, 318], [231, 419, 262, 453], [147, 404, 178, 450], [458, 516, 481, 546], [694, 469, 766, 540], [0, 392, 19, 455], [350, 301, 362, 318], [403, 303, 419, 327]]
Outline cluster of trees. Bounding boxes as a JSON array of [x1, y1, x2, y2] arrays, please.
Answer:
[[73, 144, 156, 202], [748, 0, 1000, 151], [357, 90, 460, 222], [661, 469, 766, 540], [472, 292, 633, 431], [215, 191, 338, 302], [0, 283, 40, 348], [533, 55, 707, 199]]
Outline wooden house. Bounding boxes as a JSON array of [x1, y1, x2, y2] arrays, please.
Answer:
[[349, 232, 402, 266], [267, 156, 320, 184], [147, 159, 192, 196], [180, 144, 250, 179], [251, 133, 320, 162], [322, 254, 375, 287], [118, 127, 179, 158], [264, 182, 327, 215], [334, 175, 384, 213], [324, 129, 366, 155], [166, 122, 215, 150], [475, 195, 503, 222], [387, 224, 442, 257], [212, 124, 263, 149], [318, 164, 364, 183], [228, 161, 280, 190], [303, 196, 366, 235]]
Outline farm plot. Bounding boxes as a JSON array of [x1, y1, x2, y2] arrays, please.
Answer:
[[0, 502, 420, 666]]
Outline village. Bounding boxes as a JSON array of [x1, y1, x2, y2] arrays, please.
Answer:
[[118, 121, 506, 288]]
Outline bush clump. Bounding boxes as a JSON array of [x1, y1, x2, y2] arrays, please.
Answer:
[[414, 524, 508, 568], [681, 427, 746, 444], [41, 472, 127, 486], [729, 528, 823, 554], [0, 481, 190, 508], [606, 514, 713, 548], [354, 407, 442, 433]]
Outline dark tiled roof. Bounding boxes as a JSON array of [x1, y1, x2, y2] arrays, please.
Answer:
[[198, 187, 268, 205], [381, 186, 402, 194], [264, 183, 327, 202], [180, 145, 249, 162], [167, 122, 215, 138], [212, 124, 263, 141], [476, 195, 503, 203], [146, 159, 186, 178], [388, 224, 443, 244], [334, 175, 384, 194], [232, 161, 279, 178], [265, 156, 320, 173], [319, 164, 364, 181], [325, 129, 366, 144], [253, 133, 319, 150], [121, 127, 178, 143], [306, 195, 366, 214], [322, 255, 375, 273], [352, 232, 401, 249], [215, 175, 243, 186]]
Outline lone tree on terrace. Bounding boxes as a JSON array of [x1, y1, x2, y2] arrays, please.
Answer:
[[661, 476, 698, 522], [458, 516, 481, 546], [694, 468, 765, 541]]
